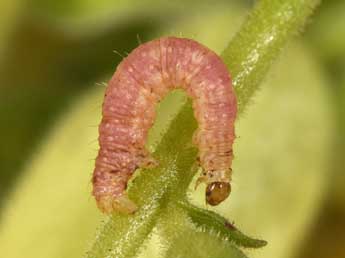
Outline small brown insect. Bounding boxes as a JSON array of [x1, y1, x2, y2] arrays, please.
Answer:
[[224, 221, 237, 231], [92, 37, 237, 214]]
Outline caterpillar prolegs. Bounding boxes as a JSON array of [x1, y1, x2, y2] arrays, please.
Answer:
[[92, 37, 237, 214]]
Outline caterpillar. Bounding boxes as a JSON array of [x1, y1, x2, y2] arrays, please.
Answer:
[[92, 37, 237, 214]]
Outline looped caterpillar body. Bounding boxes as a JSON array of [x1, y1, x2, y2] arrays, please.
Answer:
[[92, 37, 237, 214]]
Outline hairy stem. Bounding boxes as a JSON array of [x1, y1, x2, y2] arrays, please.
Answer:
[[222, 0, 321, 113]]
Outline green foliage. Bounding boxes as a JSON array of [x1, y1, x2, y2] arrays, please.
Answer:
[[28, 0, 232, 30], [307, 0, 345, 61], [0, 0, 22, 62]]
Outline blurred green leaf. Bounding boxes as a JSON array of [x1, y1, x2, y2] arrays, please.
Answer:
[[0, 0, 23, 62], [28, 0, 232, 31], [307, 1, 345, 62], [0, 87, 104, 258]]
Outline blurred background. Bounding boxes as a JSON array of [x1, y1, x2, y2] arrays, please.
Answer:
[[0, 0, 344, 258]]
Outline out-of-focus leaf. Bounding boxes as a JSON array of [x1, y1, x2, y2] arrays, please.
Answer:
[[307, 1, 345, 61], [0, 0, 23, 63], [333, 72, 345, 206], [293, 61, 345, 258], [28, 0, 231, 32], [0, 87, 104, 258]]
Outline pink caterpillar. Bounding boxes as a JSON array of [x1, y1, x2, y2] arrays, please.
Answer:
[[92, 37, 237, 214]]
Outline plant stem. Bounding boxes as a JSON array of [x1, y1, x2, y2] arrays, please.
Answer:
[[222, 0, 321, 113]]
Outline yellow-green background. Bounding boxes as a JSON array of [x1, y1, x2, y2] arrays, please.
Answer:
[[0, 1, 344, 258]]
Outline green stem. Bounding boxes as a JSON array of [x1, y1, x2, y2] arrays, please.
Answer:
[[85, 0, 320, 257], [222, 0, 321, 113]]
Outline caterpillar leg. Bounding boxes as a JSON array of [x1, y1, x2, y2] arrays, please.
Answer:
[[96, 194, 138, 214], [137, 149, 159, 169], [139, 155, 159, 169]]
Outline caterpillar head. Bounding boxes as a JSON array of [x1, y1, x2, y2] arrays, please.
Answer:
[[195, 169, 232, 205], [205, 182, 231, 205]]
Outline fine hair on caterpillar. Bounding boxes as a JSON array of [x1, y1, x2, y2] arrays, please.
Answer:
[[92, 36, 237, 214]]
